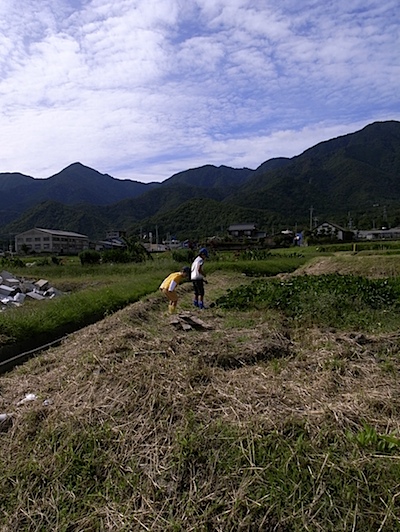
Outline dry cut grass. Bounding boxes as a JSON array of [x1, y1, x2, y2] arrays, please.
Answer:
[[1, 270, 400, 531]]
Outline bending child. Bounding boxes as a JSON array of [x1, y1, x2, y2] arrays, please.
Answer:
[[160, 266, 190, 314]]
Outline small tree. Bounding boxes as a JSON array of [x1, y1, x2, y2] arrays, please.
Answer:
[[122, 236, 152, 262], [79, 249, 101, 265], [21, 244, 30, 255]]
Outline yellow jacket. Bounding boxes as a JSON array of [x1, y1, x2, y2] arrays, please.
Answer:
[[160, 272, 185, 291]]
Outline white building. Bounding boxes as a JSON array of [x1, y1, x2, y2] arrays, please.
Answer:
[[15, 228, 89, 254], [313, 221, 353, 241], [355, 227, 400, 240]]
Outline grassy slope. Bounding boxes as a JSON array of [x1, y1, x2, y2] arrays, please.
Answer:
[[1, 259, 400, 530]]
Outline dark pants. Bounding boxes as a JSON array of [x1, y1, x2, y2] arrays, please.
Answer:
[[192, 280, 205, 298]]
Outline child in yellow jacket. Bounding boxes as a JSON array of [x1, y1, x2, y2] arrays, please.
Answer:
[[159, 266, 190, 314]]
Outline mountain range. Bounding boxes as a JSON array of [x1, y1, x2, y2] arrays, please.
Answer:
[[1, 120, 399, 243]]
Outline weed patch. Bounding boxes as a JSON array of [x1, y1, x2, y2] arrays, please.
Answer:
[[216, 274, 400, 331]]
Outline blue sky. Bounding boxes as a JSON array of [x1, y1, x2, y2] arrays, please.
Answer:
[[1, 0, 399, 183]]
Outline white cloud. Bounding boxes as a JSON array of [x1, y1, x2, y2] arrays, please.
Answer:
[[0, 0, 399, 181]]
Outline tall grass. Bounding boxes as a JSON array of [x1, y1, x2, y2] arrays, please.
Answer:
[[0, 258, 177, 351], [0, 274, 159, 344], [208, 255, 308, 277], [168, 418, 400, 530]]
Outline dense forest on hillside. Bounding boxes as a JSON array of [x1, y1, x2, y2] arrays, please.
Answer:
[[0, 120, 399, 243]]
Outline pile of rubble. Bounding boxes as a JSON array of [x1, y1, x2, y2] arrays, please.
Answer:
[[0, 270, 63, 312]]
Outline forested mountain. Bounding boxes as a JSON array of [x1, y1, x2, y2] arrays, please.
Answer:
[[0, 162, 253, 228], [129, 198, 281, 242], [2, 185, 229, 241], [225, 121, 400, 223], [0, 163, 158, 226], [1, 120, 400, 242], [161, 164, 253, 189]]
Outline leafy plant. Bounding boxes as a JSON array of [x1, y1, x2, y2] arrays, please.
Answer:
[[348, 424, 400, 453], [79, 249, 101, 265], [0, 256, 25, 268], [216, 273, 400, 330], [102, 249, 132, 263]]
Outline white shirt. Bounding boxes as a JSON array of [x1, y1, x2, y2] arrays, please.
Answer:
[[191, 256, 204, 280]]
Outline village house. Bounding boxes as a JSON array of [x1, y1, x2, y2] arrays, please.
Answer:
[[15, 228, 89, 254], [227, 223, 266, 239], [355, 227, 400, 240], [313, 221, 354, 241], [95, 230, 127, 251]]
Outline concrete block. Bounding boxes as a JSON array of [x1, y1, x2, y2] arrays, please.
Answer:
[[2, 276, 20, 287], [26, 291, 46, 300], [35, 279, 49, 290], [20, 281, 37, 293], [14, 292, 26, 303], [0, 270, 14, 280], [0, 285, 16, 297]]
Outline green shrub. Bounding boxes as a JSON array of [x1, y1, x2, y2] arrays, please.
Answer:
[[102, 249, 132, 263], [79, 250, 101, 265], [239, 249, 273, 260], [0, 256, 25, 268], [101, 245, 151, 264]]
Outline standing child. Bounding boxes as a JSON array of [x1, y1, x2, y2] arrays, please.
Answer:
[[160, 266, 190, 314], [191, 247, 208, 309]]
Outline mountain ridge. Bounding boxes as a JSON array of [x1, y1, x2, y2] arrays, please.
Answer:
[[1, 120, 400, 242]]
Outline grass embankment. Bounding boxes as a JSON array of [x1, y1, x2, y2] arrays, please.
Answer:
[[1, 251, 400, 530], [0, 267, 162, 364]]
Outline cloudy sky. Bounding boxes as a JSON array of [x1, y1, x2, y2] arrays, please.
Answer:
[[1, 0, 399, 183]]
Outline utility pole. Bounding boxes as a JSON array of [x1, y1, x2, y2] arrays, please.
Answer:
[[309, 206, 314, 231], [348, 211, 353, 230]]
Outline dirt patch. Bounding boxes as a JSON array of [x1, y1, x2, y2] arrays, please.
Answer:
[[296, 253, 400, 278], [295, 256, 354, 276], [200, 330, 293, 369]]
